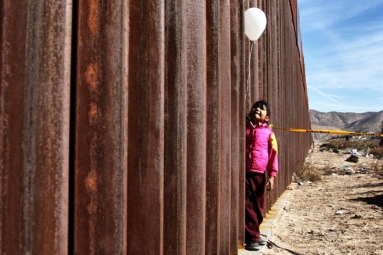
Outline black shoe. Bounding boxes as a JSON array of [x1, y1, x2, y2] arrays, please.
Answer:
[[258, 238, 267, 245], [245, 241, 260, 251]]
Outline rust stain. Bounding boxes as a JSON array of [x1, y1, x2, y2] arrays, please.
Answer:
[[86, 132, 99, 223], [85, 171, 98, 193], [86, 63, 99, 124], [89, 102, 98, 124], [85, 170, 98, 215], [85, 63, 98, 91], [87, 0, 100, 36]]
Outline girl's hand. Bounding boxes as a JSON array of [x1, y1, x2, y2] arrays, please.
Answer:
[[266, 176, 275, 191]]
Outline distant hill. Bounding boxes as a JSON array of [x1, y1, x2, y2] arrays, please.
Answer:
[[309, 110, 383, 140]]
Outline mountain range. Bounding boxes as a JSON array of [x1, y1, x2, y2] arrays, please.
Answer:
[[309, 109, 383, 140]]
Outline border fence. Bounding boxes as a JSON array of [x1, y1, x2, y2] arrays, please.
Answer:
[[1, 0, 311, 254]]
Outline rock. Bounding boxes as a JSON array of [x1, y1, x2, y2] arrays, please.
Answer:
[[346, 155, 359, 163], [328, 227, 340, 232]]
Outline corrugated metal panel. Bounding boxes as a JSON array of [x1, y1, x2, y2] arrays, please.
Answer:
[[1, 0, 311, 254], [73, 0, 128, 254], [163, 1, 187, 254], [1, 0, 72, 254]]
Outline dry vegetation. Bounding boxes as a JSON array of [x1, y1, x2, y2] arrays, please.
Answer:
[[262, 138, 383, 255], [293, 139, 383, 184]]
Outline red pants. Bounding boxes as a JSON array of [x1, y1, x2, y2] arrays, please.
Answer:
[[245, 172, 265, 243]]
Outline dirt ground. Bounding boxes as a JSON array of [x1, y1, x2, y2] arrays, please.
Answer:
[[262, 142, 383, 255]]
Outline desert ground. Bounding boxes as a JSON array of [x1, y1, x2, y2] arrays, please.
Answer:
[[261, 140, 383, 255]]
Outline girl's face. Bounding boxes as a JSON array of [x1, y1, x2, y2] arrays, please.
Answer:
[[249, 104, 269, 124]]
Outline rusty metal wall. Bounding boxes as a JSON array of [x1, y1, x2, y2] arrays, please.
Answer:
[[1, 0, 311, 254], [0, 0, 72, 254]]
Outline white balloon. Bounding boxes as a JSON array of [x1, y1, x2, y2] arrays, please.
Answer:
[[244, 8, 267, 41]]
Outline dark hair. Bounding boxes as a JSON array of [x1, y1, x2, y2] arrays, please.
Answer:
[[251, 100, 270, 117]]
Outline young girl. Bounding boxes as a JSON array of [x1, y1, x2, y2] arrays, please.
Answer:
[[245, 100, 279, 251]]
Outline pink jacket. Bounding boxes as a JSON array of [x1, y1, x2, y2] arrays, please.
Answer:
[[246, 120, 279, 177]]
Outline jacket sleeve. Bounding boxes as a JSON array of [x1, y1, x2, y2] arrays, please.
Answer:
[[267, 132, 279, 177]]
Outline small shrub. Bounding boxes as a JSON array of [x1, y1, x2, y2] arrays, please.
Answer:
[[293, 162, 322, 182], [329, 139, 379, 152], [370, 147, 383, 159], [321, 165, 333, 175], [320, 143, 339, 153], [346, 155, 359, 163], [372, 162, 383, 177]]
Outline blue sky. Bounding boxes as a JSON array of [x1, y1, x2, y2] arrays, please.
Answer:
[[297, 0, 383, 113]]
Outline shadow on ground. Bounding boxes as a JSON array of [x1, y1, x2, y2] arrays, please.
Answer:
[[350, 194, 383, 208]]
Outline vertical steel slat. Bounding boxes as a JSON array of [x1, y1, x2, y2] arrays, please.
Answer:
[[142, 0, 165, 253], [228, 0, 240, 251], [285, 0, 294, 209], [163, 1, 187, 254], [1, 1, 29, 253], [74, 0, 128, 254], [231, 0, 246, 249], [205, 0, 221, 254], [126, 2, 144, 254], [268, 0, 279, 210], [126, 0, 165, 254], [185, 0, 207, 254], [263, 0, 271, 213], [248, 0, 263, 107], [219, 0, 232, 254], [1, 0, 72, 254], [276, 1, 285, 200]]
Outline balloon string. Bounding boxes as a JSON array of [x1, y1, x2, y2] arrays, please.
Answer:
[[246, 41, 255, 101]]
